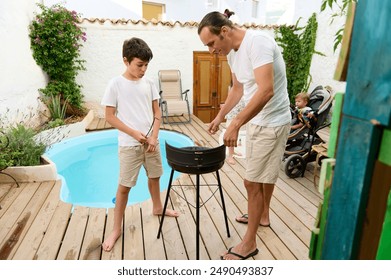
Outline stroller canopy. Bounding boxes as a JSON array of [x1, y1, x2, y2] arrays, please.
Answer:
[[308, 85, 333, 115]]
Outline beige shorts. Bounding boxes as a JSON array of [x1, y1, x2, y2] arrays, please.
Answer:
[[245, 123, 290, 184], [118, 144, 163, 188]]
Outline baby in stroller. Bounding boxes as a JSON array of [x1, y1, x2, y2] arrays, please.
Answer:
[[290, 92, 312, 132], [284, 85, 334, 178]]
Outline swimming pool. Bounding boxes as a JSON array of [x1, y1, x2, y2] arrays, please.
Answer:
[[45, 129, 194, 208]]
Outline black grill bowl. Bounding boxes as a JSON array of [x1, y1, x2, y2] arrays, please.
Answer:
[[165, 142, 226, 174]]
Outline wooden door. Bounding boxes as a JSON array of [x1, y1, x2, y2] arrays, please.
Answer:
[[193, 51, 231, 123]]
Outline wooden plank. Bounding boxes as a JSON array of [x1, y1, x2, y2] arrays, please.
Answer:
[[123, 204, 144, 260], [0, 183, 38, 247], [166, 177, 209, 260], [79, 207, 106, 260], [216, 167, 292, 260], [314, 159, 335, 260], [141, 198, 166, 260], [12, 181, 62, 260], [274, 178, 318, 217], [278, 171, 322, 207], [156, 190, 187, 260], [343, 1, 391, 126], [273, 187, 316, 230], [0, 181, 54, 260], [101, 207, 123, 260], [56, 206, 90, 260], [0, 182, 12, 203], [175, 174, 219, 260], [328, 92, 344, 158], [34, 200, 72, 259], [198, 172, 245, 260], [322, 117, 382, 259], [334, 2, 356, 81], [358, 161, 391, 259], [0, 183, 23, 219]]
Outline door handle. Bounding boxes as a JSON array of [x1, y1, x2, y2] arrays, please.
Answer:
[[212, 91, 217, 97]]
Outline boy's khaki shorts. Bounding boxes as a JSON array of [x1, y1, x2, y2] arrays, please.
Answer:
[[118, 144, 163, 188], [245, 123, 290, 184]]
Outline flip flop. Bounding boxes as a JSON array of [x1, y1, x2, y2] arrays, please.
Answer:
[[235, 214, 271, 227], [220, 247, 259, 260]]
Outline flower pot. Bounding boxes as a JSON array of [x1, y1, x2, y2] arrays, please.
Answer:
[[0, 155, 57, 183]]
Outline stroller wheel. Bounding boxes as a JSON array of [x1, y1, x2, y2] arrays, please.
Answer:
[[284, 154, 305, 178]]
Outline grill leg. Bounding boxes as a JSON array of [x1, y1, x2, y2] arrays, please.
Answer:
[[196, 174, 200, 260], [157, 168, 175, 239], [216, 170, 230, 237]]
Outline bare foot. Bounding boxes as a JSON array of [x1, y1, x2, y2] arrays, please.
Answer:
[[153, 208, 179, 217], [102, 230, 121, 252], [227, 156, 236, 165]]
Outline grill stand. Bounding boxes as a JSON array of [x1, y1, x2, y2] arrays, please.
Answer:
[[157, 169, 231, 260]]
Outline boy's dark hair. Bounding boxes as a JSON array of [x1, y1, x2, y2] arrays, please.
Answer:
[[198, 9, 235, 35], [122, 37, 153, 63]]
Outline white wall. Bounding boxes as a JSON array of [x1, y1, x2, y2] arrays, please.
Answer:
[[77, 20, 211, 116], [1, 0, 346, 125], [0, 0, 48, 127]]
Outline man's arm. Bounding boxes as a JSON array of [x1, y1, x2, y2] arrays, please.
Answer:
[[208, 73, 243, 134]]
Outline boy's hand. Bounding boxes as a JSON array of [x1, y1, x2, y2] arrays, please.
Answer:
[[134, 131, 148, 144], [146, 136, 158, 152]]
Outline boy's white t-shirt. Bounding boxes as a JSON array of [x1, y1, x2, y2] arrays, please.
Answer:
[[227, 30, 291, 127], [101, 75, 160, 147]]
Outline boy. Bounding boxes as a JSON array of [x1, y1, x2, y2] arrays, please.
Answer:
[[290, 92, 312, 131], [101, 37, 179, 252]]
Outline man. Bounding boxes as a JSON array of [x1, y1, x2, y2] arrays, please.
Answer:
[[198, 10, 291, 260]]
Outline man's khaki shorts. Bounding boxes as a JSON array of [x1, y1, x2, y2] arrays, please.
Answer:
[[245, 123, 290, 184], [118, 144, 163, 188]]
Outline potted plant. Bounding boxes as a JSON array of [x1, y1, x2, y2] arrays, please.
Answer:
[[0, 123, 57, 183]]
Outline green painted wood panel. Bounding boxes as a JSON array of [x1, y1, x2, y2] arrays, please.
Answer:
[[314, 159, 335, 260], [322, 116, 381, 259], [328, 93, 344, 158], [343, 0, 391, 126], [376, 188, 391, 259], [379, 129, 391, 166]]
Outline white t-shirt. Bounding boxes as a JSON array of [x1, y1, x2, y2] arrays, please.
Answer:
[[227, 30, 291, 127], [101, 75, 160, 146]]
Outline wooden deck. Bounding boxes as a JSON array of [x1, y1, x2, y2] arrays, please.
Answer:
[[0, 115, 327, 260]]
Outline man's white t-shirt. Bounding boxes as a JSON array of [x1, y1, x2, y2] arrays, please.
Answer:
[[101, 75, 160, 146], [227, 30, 291, 127]]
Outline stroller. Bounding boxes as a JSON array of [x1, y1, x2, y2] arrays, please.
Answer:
[[284, 85, 334, 178]]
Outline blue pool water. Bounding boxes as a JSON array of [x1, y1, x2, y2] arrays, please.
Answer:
[[45, 129, 193, 208]]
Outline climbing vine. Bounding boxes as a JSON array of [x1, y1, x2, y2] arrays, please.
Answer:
[[275, 13, 321, 103], [29, 3, 87, 111]]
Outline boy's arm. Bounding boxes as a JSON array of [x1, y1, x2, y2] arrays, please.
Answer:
[[105, 106, 147, 143], [150, 100, 161, 139], [145, 100, 161, 152]]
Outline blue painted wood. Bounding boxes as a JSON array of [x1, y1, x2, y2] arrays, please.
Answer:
[[344, 0, 391, 126], [321, 116, 381, 259]]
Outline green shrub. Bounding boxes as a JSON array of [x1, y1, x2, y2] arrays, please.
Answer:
[[275, 13, 321, 103], [1, 125, 46, 168]]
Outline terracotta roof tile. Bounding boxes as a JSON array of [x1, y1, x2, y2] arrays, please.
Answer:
[[79, 17, 291, 30]]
